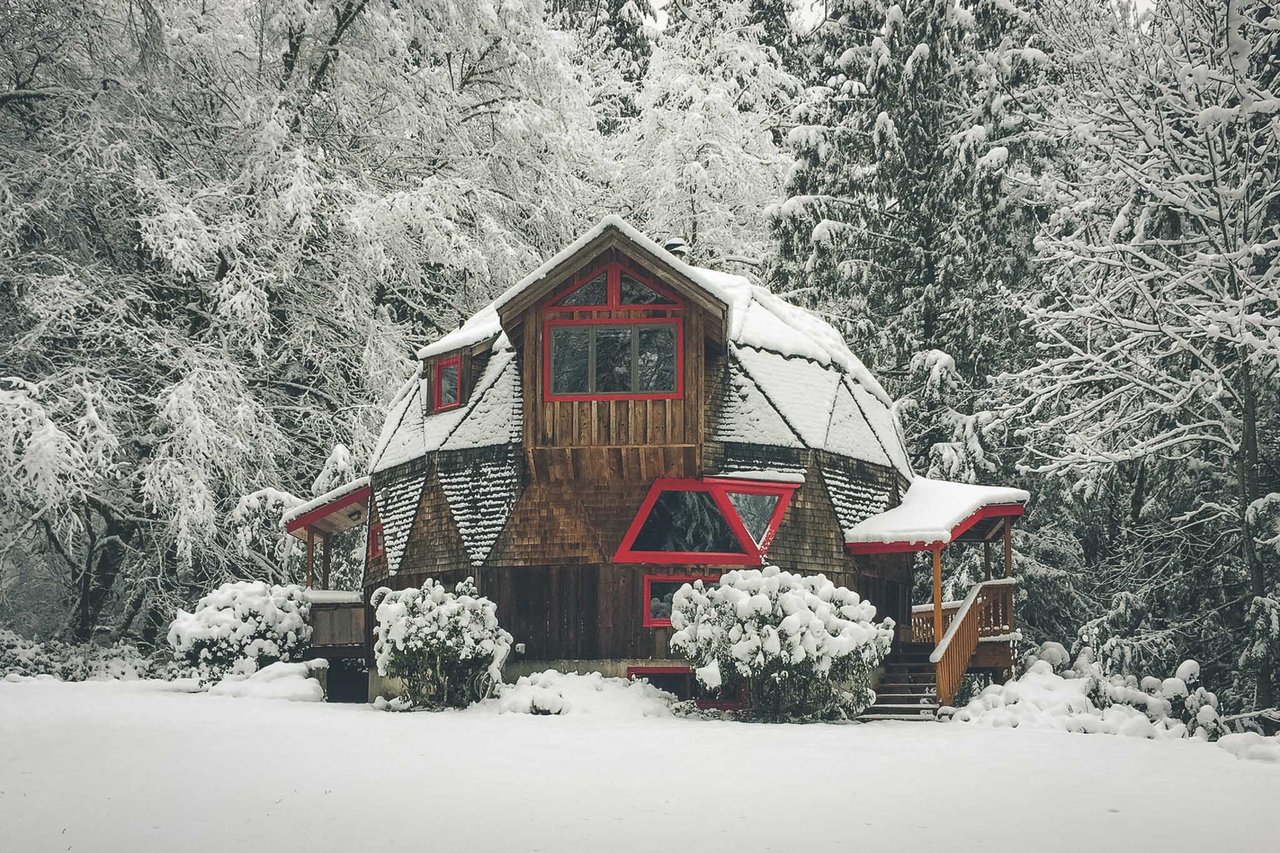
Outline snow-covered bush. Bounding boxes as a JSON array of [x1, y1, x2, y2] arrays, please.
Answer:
[[1, 628, 155, 681], [953, 652, 1225, 740], [208, 660, 327, 702], [669, 567, 894, 721], [167, 582, 311, 684], [372, 578, 512, 709], [489, 670, 674, 718]]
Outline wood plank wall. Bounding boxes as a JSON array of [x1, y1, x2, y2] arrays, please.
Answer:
[[521, 252, 707, 483]]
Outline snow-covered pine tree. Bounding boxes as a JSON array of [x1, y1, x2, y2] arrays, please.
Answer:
[[771, 0, 1049, 484], [1010, 0, 1280, 710]]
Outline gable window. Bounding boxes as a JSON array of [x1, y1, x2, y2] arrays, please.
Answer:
[[433, 354, 462, 411], [543, 261, 682, 402], [367, 521, 385, 560], [614, 477, 800, 565], [643, 574, 721, 627]]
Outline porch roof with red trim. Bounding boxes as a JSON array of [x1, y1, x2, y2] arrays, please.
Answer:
[[845, 477, 1029, 555], [283, 477, 371, 540]]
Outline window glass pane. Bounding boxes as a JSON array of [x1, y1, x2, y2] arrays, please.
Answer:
[[551, 327, 589, 394], [438, 363, 459, 406], [557, 273, 608, 306], [647, 581, 684, 622], [593, 327, 633, 393], [633, 490, 744, 553], [727, 492, 780, 544], [619, 274, 673, 305], [637, 326, 677, 393]]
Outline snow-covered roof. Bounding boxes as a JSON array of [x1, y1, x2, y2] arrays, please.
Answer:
[[369, 346, 521, 476], [710, 470, 805, 485], [415, 217, 894, 407], [417, 215, 737, 361], [386, 217, 911, 483], [303, 589, 364, 605], [281, 476, 370, 530], [845, 477, 1030, 548]]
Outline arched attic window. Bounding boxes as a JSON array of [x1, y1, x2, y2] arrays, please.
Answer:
[[613, 477, 799, 565], [543, 261, 683, 401]]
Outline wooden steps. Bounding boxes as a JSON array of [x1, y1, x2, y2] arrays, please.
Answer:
[[860, 644, 939, 722]]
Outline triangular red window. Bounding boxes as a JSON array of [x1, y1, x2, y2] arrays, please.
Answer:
[[619, 273, 675, 306], [555, 272, 609, 307], [614, 477, 799, 564]]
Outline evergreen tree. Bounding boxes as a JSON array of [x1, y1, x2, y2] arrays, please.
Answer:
[[770, 0, 1048, 478]]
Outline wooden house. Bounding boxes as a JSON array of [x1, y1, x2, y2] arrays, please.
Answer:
[[286, 217, 1029, 717]]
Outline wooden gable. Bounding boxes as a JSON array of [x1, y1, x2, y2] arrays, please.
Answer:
[[498, 227, 729, 483]]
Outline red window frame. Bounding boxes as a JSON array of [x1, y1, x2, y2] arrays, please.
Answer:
[[433, 354, 462, 412], [625, 664, 749, 710], [613, 477, 799, 565], [625, 665, 693, 696], [543, 261, 684, 403], [544, 317, 683, 402], [642, 573, 721, 628], [367, 521, 385, 560]]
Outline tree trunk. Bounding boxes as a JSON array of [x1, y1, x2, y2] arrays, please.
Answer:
[[1238, 357, 1273, 709]]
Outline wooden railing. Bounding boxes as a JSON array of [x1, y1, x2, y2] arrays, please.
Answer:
[[911, 601, 961, 645], [913, 579, 1016, 705]]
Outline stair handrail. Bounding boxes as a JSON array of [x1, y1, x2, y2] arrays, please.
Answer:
[[929, 578, 1017, 705]]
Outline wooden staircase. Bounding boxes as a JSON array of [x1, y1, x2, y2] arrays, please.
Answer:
[[859, 578, 1019, 722], [860, 643, 940, 721]]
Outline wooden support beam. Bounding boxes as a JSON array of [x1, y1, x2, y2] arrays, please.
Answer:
[[983, 540, 992, 581], [305, 527, 315, 589], [1003, 517, 1014, 578], [932, 546, 944, 646], [321, 532, 332, 590]]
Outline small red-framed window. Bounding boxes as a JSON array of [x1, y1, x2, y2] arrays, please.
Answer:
[[367, 521, 385, 560], [433, 354, 462, 412], [626, 665, 693, 698], [625, 664, 748, 709], [543, 262, 683, 402], [643, 574, 721, 628], [613, 477, 799, 565]]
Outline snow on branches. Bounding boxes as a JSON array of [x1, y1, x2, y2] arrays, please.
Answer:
[[669, 566, 894, 720]]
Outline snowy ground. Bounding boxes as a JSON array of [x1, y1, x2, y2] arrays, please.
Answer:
[[1, 681, 1278, 853]]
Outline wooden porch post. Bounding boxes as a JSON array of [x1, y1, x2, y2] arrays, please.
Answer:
[[305, 527, 315, 589], [1003, 517, 1014, 578], [321, 532, 332, 590], [932, 546, 943, 645], [983, 541, 992, 581]]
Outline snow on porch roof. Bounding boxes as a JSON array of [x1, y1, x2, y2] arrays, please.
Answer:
[[845, 477, 1029, 553], [413, 217, 895, 406], [283, 476, 371, 539]]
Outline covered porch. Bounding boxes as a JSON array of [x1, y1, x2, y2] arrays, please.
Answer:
[[846, 478, 1029, 706], [282, 478, 371, 661]]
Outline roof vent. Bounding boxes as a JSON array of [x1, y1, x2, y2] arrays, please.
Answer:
[[663, 237, 690, 261]]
